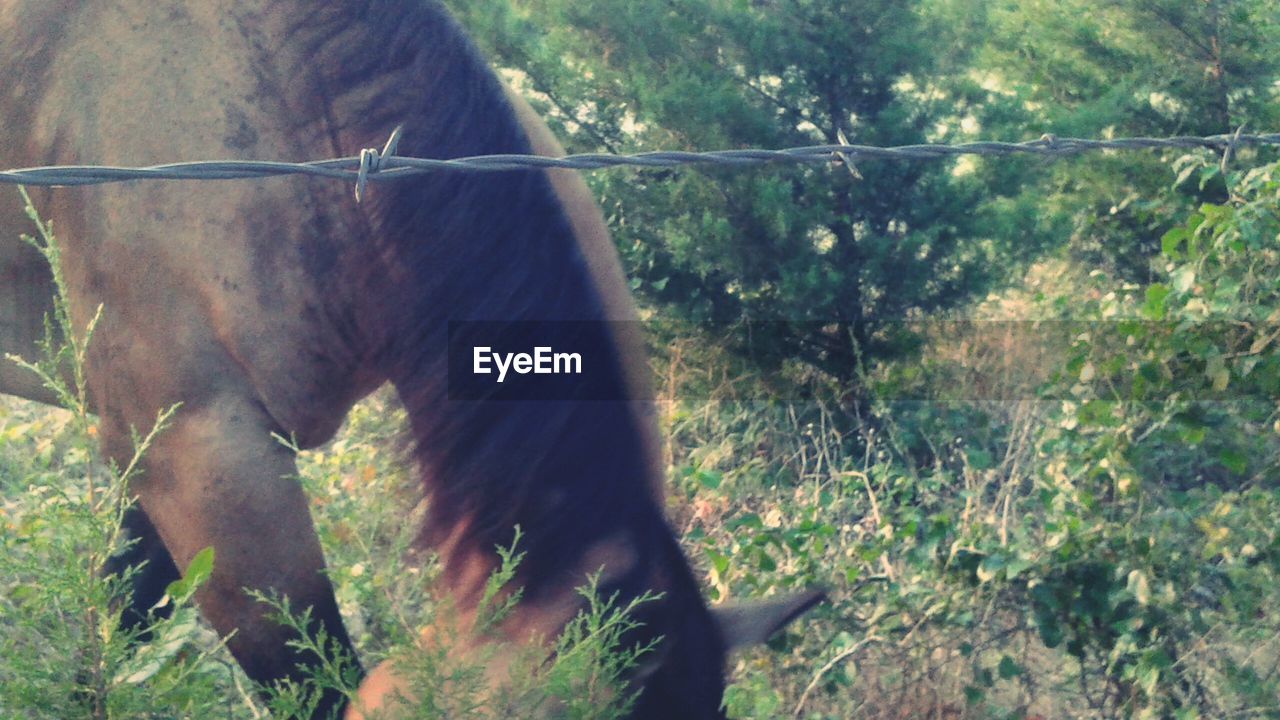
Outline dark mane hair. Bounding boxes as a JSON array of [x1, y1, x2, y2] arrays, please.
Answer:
[[292, 1, 695, 608]]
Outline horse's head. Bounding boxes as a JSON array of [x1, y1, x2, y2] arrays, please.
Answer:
[[346, 582, 824, 719]]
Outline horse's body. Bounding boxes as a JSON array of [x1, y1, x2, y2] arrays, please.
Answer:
[[0, 3, 817, 717]]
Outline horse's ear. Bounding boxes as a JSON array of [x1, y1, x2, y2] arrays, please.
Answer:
[[711, 588, 826, 652]]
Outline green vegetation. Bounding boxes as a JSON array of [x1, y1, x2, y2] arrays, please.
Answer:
[[0, 197, 651, 719], [654, 158, 1280, 719], [5, 1, 1280, 718]]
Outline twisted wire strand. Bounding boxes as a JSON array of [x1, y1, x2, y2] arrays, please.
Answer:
[[1, 132, 1276, 188]]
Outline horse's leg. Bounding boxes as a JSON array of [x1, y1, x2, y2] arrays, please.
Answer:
[[104, 391, 356, 717], [4, 198, 192, 652], [103, 506, 181, 637]]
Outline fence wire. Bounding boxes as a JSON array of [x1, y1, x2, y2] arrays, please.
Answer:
[[1, 131, 1277, 191]]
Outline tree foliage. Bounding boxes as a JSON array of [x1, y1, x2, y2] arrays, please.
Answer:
[[978, 0, 1280, 279], [447, 0, 1055, 382]]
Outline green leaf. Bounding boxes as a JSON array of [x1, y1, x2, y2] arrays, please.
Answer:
[[1217, 448, 1247, 475], [706, 549, 730, 576], [1142, 284, 1170, 319], [187, 546, 215, 582], [163, 546, 215, 604], [977, 554, 1005, 583], [1034, 617, 1064, 645], [1004, 556, 1032, 580], [997, 655, 1022, 679], [754, 549, 776, 572], [695, 469, 722, 490], [966, 447, 994, 471], [1160, 227, 1187, 256]]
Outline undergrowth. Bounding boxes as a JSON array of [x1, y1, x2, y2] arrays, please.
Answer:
[[6, 161, 1280, 719]]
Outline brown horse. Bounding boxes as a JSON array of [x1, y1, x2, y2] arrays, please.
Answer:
[[0, 2, 821, 718]]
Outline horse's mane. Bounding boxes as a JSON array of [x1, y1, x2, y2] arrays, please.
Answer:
[[293, 2, 681, 604]]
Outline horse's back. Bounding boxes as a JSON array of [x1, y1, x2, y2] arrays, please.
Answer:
[[0, 0, 380, 443]]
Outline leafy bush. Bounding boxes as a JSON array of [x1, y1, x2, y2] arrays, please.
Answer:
[[664, 161, 1280, 719]]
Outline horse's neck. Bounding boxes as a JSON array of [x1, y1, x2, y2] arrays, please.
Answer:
[[297, 3, 671, 605]]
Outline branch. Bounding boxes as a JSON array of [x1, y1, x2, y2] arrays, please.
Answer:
[[792, 634, 882, 719]]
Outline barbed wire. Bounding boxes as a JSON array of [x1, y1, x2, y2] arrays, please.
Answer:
[[1, 131, 1276, 195]]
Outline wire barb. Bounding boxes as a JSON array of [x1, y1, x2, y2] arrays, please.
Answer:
[[832, 129, 864, 181], [1221, 124, 1246, 176], [354, 125, 404, 202]]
